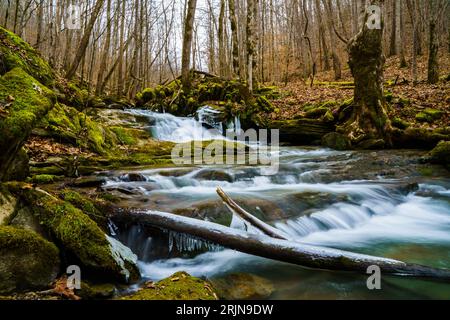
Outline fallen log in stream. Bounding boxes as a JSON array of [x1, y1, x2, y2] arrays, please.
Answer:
[[112, 209, 450, 281]]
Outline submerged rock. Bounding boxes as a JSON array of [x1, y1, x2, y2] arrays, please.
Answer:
[[211, 273, 274, 300], [121, 272, 218, 300], [0, 226, 60, 294], [194, 169, 234, 182]]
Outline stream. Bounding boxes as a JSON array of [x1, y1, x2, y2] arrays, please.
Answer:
[[104, 109, 450, 299]]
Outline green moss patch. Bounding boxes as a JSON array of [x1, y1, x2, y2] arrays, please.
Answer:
[[122, 272, 218, 300], [0, 27, 54, 86], [0, 226, 60, 294]]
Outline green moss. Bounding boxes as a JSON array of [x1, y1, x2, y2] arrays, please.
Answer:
[[0, 225, 60, 294], [0, 27, 54, 87], [28, 174, 61, 184], [40, 103, 118, 155], [256, 96, 274, 113], [0, 225, 58, 258], [430, 141, 450, 168], [385, 91, 394, 103], [19, 188, 139, 283], [416, 108, 444, 123], [66, 82, 89, 109], [122, 272, 217, 300], [0, 68, 54, 139], [392, 117, 410, 129]]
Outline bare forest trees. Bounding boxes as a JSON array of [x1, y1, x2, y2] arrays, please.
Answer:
[[0, 0, 448, 97]]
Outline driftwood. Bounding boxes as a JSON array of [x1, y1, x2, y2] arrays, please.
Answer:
[[112, 209, 450, 281]]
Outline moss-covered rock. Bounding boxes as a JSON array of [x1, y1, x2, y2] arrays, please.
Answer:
[[0, 27, 54, 87], [392, 117, 410, 130], [121, 272, 218, 300], [28, 174, 61, 184], [416, 108, 444, 123], [321, 132, 352, 150], [17, 188, 139, 283], [0, 67, 55, 181], [429, 141, 450, 169], [0, 226, 60, 294], [39, 103, 118, 155], [75, 281, 116, 300]]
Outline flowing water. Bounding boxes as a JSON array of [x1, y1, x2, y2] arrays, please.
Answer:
[[107, 109, 450, 299]]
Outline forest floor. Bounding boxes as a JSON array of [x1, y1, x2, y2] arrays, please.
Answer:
[[269, 53, 450, 129]]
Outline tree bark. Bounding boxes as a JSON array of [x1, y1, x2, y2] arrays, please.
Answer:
[[229, 0, 240, 78], [66, 0, 105, 80], [339, 0, 392, 148], [181, 0, 197, 90], [427, 0, 440, 84]]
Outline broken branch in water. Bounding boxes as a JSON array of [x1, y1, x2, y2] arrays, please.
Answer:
[[216, 187, 290, 240]]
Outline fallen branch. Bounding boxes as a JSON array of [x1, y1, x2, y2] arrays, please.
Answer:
[[112, 210, 450, 281], [216, 187, 290, 240]]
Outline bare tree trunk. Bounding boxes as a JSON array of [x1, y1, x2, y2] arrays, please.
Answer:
[[66, 0, 105, 80], [388, 0, 397, 56], [34, 0, 44, 50], [325, 0, 342, 80], [117, 0, 125, 96], [229, 0, 240, 78], [246, 0, 256, 93], [96, 0, 112, 95], [218, 0, 226, 77], [427, 0, 441, 84], [406, 0, 418, 84], [181, 0, 197, 90]]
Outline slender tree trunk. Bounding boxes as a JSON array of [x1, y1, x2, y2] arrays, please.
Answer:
[[181, 0, 197, 90], [229, 0, 240, 78], [218, 0, 226, 77], [66, 0, 105, 80], [388, 0, 397, 56], [406, 0, 418, 84], [427, 0, 445, 84], [34, 0, 44, 50], [96, 0, 112, 95], [117, 0, 125, 96]]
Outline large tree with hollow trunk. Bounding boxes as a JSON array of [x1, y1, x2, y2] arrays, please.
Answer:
[[338, 0, 392, 148]]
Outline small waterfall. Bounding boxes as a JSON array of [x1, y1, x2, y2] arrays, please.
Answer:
[[196, 105, 224, 133], [127, 109, 224, 143]]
